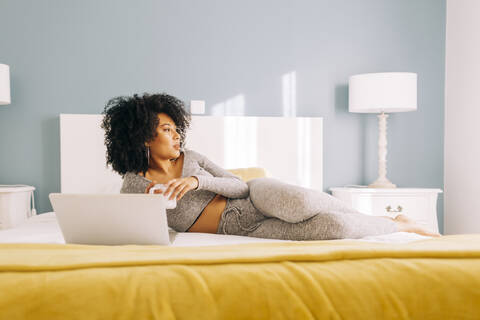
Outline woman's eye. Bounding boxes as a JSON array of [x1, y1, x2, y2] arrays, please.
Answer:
[[164, 128, 170, 132]]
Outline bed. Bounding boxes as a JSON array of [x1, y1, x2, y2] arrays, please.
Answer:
[[0, 115, 479, 319]]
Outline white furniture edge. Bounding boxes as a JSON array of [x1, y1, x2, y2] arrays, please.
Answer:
[[330, 187, 442, 194]]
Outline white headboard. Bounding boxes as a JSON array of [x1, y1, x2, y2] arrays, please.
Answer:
[[60, 114, 323, 193]]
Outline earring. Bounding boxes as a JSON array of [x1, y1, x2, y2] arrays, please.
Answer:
[[146, 146, 150, 166]]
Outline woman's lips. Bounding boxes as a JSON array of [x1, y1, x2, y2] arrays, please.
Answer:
[[174, 144, 180, 149]]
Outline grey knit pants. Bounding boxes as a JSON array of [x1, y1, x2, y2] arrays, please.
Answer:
[[216, 177, 399, 240]]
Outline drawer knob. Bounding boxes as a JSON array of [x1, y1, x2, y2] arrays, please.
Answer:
[[386, 205, 403, 213]]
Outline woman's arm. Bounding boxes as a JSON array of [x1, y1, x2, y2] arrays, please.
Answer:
[[189, 150, 249, 199]]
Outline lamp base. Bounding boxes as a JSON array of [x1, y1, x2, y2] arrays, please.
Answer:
[[368, 177, 396, 189], [369, 112, 397, 189]]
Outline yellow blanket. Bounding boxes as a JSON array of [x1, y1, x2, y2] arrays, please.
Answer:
[[1, 234, 479, 319]]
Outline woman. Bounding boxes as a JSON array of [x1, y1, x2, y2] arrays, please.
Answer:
[[102, 93, 440, 240]]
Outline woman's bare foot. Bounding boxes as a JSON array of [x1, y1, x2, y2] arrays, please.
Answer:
[[393, 214, 441, 237]]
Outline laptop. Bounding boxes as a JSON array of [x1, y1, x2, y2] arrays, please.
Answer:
[[49, 193, 171, 245]]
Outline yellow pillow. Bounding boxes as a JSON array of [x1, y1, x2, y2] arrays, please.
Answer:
[[227, 167, 268, 182]]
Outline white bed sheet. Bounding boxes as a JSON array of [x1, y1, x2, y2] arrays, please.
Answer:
[[0, 212, 432, 245]]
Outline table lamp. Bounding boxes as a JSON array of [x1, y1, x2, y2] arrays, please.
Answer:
[[349, 72, 417, 188], [0, 64, 11, 105]]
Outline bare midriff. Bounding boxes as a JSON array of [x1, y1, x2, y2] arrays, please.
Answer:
[[187, 194, 227, 233], [142, 152, 227, 234]]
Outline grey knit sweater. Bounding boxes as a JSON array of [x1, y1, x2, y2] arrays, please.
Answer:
[[120, 149, 249, 231]]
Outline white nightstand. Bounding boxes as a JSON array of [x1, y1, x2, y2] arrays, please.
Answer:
[[329, 187, 442, 233], [0, 185, 36, 229]]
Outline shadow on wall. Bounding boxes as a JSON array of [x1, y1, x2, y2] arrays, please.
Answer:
[[334, 84, 349, 116], [41, 117, 60, 212], [334, 84, 367, 184]]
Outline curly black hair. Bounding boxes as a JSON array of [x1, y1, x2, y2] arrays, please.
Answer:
[[101, 93, 191, 176]]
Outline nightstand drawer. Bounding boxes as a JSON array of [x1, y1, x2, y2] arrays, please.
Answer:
[[330, 187, 442, 233], [355, 195, 429, 221]]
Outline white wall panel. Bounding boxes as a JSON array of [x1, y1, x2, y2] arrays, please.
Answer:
[[445, 0, 480, 233], [60, 115, 323, 194]]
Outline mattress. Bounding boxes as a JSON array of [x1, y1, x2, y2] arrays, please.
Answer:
[[0, 212, 432, 245]]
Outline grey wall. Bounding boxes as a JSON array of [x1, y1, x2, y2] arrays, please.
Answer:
[[0, 1, 446, 231]]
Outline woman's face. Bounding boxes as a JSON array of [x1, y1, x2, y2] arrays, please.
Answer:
[[147, 113, 181, 161]]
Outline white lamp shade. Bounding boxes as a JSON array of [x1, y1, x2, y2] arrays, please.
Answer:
[[0, 64, 11, 105], [349, 72, 417, 113]]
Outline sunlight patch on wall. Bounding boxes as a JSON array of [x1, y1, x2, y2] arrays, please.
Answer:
[[224, 117, 258, 169], [209, 94, 257, 168], [297, 118, 312, 188], [211, 94, 246, 116], [282, 71, 297, 117]]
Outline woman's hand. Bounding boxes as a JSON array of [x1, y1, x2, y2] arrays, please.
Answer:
[[144, 181, 158, 194], [163, 177, 199, 201], [144, 177, 199, 201]]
